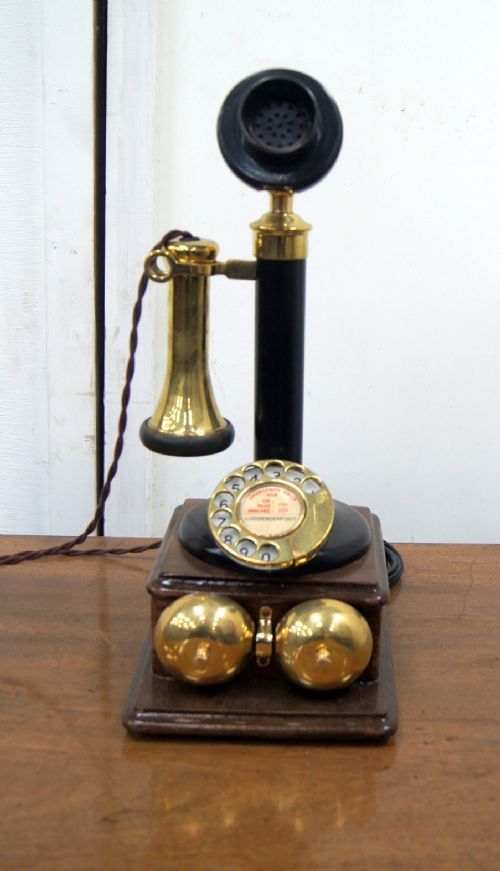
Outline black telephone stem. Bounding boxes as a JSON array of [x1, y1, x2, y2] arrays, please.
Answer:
[[254, 259, 305, 462]]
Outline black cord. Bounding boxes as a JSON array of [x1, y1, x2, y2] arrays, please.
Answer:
[[384, 541, 404, 588]]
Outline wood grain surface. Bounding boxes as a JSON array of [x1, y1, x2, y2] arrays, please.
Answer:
[[1, 536, 499, 870]]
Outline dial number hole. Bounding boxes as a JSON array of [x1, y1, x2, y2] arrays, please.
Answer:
[[219, 526, 239, 546], [264, 463, 284, 479], [226, 476, 244, 493], [286, 466, 305, 484], [212, 509, 231, 528], [257, 544, 279, 563], [302, 477, 321, 494], [236, 539, 257, 557], [243, 465, 263, 482], [213, 491, 233, 509]]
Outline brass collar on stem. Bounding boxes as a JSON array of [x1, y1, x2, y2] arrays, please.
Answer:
[[250, 190, 311, 261]]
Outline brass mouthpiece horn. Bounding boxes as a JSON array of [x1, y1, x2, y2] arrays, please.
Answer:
[[140, 238, 235, 457]]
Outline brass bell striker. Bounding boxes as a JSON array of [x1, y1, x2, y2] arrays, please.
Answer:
[[275, 598, 373, 691], [154, 593, 255, 685]]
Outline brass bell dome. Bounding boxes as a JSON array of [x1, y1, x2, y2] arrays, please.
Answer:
[[154, 593, 254, 685], [275, 598, 373, 691]]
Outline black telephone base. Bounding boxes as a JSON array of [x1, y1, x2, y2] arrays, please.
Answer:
[[179, 498, 371, 573]]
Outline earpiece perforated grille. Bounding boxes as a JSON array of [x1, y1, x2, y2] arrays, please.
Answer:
[[250, 100, 312, 150]]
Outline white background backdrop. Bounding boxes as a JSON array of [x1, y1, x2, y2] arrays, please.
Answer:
[[0, 0, 96, 535], [2, 0, 500, 543]]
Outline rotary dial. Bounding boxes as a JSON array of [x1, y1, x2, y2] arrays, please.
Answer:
[[207, 459, 334, 570]]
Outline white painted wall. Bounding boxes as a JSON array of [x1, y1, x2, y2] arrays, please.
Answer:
[[3, 0, 497, 544], [108, 0, 498, 545], [104, 0, 158, 536], [2, 0, 498, 544], [0, 0, 96, 534]]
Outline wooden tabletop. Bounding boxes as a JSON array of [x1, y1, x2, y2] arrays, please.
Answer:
[[1, 535, 499, 870]]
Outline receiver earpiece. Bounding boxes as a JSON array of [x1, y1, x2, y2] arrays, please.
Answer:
[[217, 68, 343, 191]]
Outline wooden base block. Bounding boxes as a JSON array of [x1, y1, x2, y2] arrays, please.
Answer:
[[123, 501, 398, 741], [123, 611, 397, 740]]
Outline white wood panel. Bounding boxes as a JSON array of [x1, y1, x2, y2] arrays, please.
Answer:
[[106, 0, 500, 544], [103, 0, 157, 535], [0, 0, 96, 534]]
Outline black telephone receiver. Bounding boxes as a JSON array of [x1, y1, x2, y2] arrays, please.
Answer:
[[124, 71, 400, 738]]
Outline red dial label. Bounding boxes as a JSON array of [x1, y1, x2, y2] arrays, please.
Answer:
[[238, 484, 305, 539]]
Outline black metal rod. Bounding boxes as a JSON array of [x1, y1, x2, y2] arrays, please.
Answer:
[[93, 0, 108, 533], [254, 259, 305, 462]]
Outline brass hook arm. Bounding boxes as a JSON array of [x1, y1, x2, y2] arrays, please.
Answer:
[[214, 259, 256, 281], [144, 241, 255, 284]]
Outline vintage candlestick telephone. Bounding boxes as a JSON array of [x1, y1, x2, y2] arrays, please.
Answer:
[[123, 69, 399, 740]]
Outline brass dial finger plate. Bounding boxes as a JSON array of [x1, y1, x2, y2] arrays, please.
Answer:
[[208, 459, 334, 570]]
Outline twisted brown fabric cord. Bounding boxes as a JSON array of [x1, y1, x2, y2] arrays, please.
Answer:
[[0, 230, 195, 567]]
